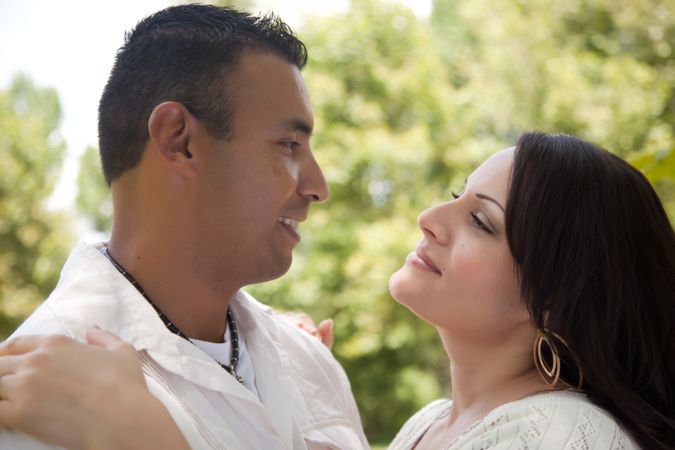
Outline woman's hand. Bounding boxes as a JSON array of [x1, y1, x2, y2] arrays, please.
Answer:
[[0, 328, 189, 450], [280, 312, 334, 349]]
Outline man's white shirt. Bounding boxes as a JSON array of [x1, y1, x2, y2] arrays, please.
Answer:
[[190, 328, 260, 398], [0, 242, 368, 450]]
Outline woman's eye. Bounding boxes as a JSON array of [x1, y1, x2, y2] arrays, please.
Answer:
[[470, 212, 493, 234]]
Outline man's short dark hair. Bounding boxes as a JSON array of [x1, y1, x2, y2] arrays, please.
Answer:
[[98, 4, 307, 184]]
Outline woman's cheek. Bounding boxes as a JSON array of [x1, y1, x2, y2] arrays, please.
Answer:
[[450, 243, 488, 281]]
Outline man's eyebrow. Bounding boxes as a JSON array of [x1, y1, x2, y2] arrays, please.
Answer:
[[281, 119, 313, 136], [475, 193, 505, 212]]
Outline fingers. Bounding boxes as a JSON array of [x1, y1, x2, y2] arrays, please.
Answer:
[[0, 359, 23, 403], [85, 327, 145, 388], [0, 339, 75, 399], [282, 312, 317, 329], [279, 311, 336, 348], [87, 326, 139, 360], [86, 326, 126, 350], [0, 398, 20, 429], [0, 335, 50, 356], [0, 360, 49, 410], [0, 399, 11, 421], [0, 355, 22, 377], [0, 329, 126, 355], [0, 372, 21, 406], [317, 319, 334, 350]]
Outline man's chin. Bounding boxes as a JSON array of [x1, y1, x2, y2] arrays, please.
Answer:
[[250, 255, 293, 285]]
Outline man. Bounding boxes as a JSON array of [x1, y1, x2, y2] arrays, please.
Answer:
[[0, 5, 368, 449]]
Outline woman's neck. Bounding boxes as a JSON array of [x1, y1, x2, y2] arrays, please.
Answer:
[[438, 328, 550, 422], [414, 328, 552, 449]]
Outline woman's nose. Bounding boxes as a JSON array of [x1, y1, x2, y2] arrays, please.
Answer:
[[417, 202, 451, 245]]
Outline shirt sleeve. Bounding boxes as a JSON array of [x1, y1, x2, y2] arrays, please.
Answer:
[[268, 308, 371, 449]]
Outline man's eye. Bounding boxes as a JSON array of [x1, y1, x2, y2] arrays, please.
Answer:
[[282, 141, 299, 151]]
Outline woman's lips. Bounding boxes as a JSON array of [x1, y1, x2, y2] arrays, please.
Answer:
[[406, 246, 441, 274]]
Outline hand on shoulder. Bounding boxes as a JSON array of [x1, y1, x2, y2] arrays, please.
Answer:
[[279, 311, 334, 349], [0, 328, 189, 450]]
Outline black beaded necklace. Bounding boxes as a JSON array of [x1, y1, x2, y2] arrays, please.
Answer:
[[101, 246, 243, 384]]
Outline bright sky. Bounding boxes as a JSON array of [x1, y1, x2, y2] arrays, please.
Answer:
[[0, 0, 430, 211]]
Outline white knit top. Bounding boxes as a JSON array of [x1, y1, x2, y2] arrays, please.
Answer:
[[388, 390, 639, 449]]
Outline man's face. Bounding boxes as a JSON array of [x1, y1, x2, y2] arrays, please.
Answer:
[[189, 50, 328, 288]]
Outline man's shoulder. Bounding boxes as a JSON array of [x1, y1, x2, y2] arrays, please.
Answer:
[[234, 290, 350, 394], [234, 291, 368, 447], [235, 291, 333, 359], [9, 300, 70, 339], [10, 241, 128, 341], [234, 290, 274, 314]]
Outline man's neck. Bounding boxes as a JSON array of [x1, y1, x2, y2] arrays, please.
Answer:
[[107, 237, 239, 343]]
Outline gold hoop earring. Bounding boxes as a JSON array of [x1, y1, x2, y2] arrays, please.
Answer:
[[533, 330, 583, 389]]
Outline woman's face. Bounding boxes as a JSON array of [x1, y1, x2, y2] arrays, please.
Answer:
[[389, 147, 530, 341]]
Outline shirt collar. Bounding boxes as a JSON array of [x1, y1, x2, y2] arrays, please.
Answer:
[[50, 242, 253, 395]]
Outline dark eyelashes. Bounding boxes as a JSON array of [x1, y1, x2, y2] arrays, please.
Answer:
[[471, 212, 493, 234], [452, 190, 494, 235], [281, 141, 300, 152]]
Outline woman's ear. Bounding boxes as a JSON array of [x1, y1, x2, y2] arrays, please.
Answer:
[[147, 101, 196, 178]]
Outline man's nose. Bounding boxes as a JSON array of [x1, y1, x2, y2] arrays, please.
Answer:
[[299, 152, 329, 202]]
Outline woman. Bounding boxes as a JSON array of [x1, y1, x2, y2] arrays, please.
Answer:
[[387, 132, 674, 449], [0, 132, 673, 449]]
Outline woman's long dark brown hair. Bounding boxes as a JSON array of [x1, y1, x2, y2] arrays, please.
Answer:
[[505, 132, 675, 449]]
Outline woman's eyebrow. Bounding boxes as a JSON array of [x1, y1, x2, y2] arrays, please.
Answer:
[[475, 193, 505, 212]]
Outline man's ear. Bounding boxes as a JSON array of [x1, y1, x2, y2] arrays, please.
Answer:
[[147, 101, 196, 178]]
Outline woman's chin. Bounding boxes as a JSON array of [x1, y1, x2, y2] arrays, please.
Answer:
[[388, 268, 412, 305]]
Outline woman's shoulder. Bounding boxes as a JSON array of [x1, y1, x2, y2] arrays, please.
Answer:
[[388, 398, 452, 450], [452, 390, 639, 449]]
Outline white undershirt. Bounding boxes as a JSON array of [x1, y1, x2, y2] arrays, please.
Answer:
[[190, 322, 260, 398]]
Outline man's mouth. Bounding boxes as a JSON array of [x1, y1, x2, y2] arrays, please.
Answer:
[[278, 217, 299, 231], [278, 217, 301, 241]]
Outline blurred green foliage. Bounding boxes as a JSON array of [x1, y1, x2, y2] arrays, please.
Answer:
[[247, 0, 675, 444], [1, 0, 673, 446], [0, 76, 73, 336], [77, 145, 112, 232]]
